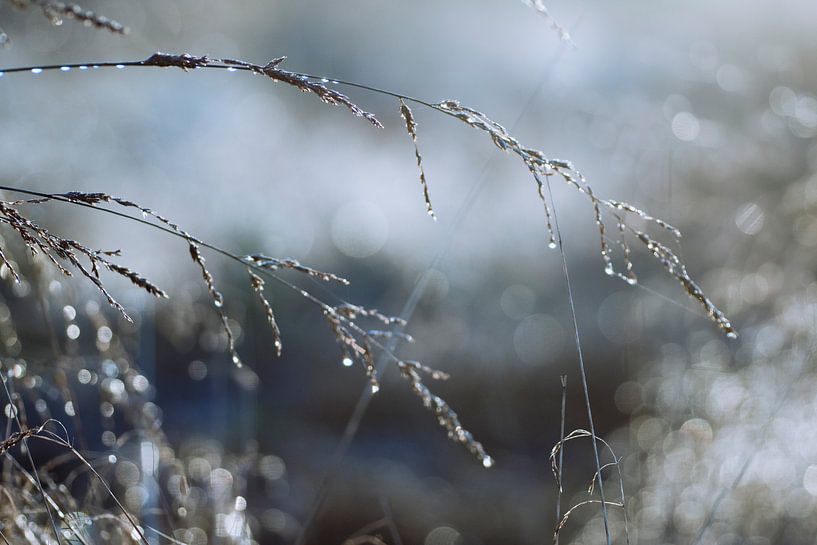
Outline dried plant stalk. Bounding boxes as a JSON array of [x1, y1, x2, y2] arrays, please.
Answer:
[[398, 362, 493, 468], [399, 98, 435, 219], [248, 269, 282, 356], [243, 254, 349, 285]]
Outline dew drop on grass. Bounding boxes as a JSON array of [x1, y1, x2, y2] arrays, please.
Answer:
[[60, 66, 71, 72], [227, 67, 237, 72], [79, 65, 88, 71], [115, 64, 125, 69], [548, 241, 557, 249], [31, 68, 43, 74], [482, 456, 495, 468], [370, 383, 380, 394], [341, 356, 353, 367]]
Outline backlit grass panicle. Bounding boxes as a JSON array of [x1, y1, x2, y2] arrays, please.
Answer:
[[6, 0, 127, 34], [142, 52, 383, 128], [248, 269, 282, 356], [398, 361, 493, 468], [0, 200, 167, 322], [188, 241, 242, 367], [434, 99, 736, 337], [335, 302, 406, 325], [243, 254, 350, 285], [399, 98, 436, 220]]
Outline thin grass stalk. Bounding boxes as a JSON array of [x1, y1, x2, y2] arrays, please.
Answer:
[[544, 177, 612, 545], [555, 374, 567, 545]]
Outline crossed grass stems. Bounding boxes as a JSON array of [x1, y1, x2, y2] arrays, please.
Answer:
[[0, 45, 736, 545]]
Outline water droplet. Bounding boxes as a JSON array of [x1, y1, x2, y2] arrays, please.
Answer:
[[482, 456, 495, 468], [626, 277, 637, 286], [726, 331, 738, 340], [320, 78, 329, 83], [232, 355, 242, 367], [331, 80, 339, 85], [213, 299, 223, 308], [0, 71, 5, 78], [227, 67, 237, 72], [341, 357, 353, 367], [115, 64, 125, 69], [604, 264, 615, 276], [60, 66, 71, 72], [548, 240, 557, 249], [370, 383, 380, 394], [31, 68, 43, 74], [92, 65, 100, 70], [79, 65, 88, 70]]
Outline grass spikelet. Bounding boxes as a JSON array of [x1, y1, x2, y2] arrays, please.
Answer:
[[248, 269, 282, 356], [140, 52, 383, 127], [397, 361, 493, 467], [335, 303, 406, 325], [142, 52, 210, 71], [243, 254, 350, 285], [399, 98, 435, 220], [0, 200, 170, 321], [8, 0, 127, 34], [188, 241, 242, 366], [221, 56, 384, 127]]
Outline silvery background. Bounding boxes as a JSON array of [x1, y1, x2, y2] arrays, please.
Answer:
[[2, 1, 817, 544]]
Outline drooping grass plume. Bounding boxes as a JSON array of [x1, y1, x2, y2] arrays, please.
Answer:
[[248, 269, 283, 356], [434, 99, 736, 338], [398, 361, 493, 468], [142, 52, 383, 127], [399, 98, 435, 220], [549, 429, 630, 544], [4, 0, 127, 34], [0, 199, 167, 322]]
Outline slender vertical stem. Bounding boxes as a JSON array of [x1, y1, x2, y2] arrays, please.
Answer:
[[555, 374, 568, 545], [544, 177, 612, 545]]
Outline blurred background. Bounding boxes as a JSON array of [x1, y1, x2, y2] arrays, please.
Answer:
[[1, 1, 817, 544]]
